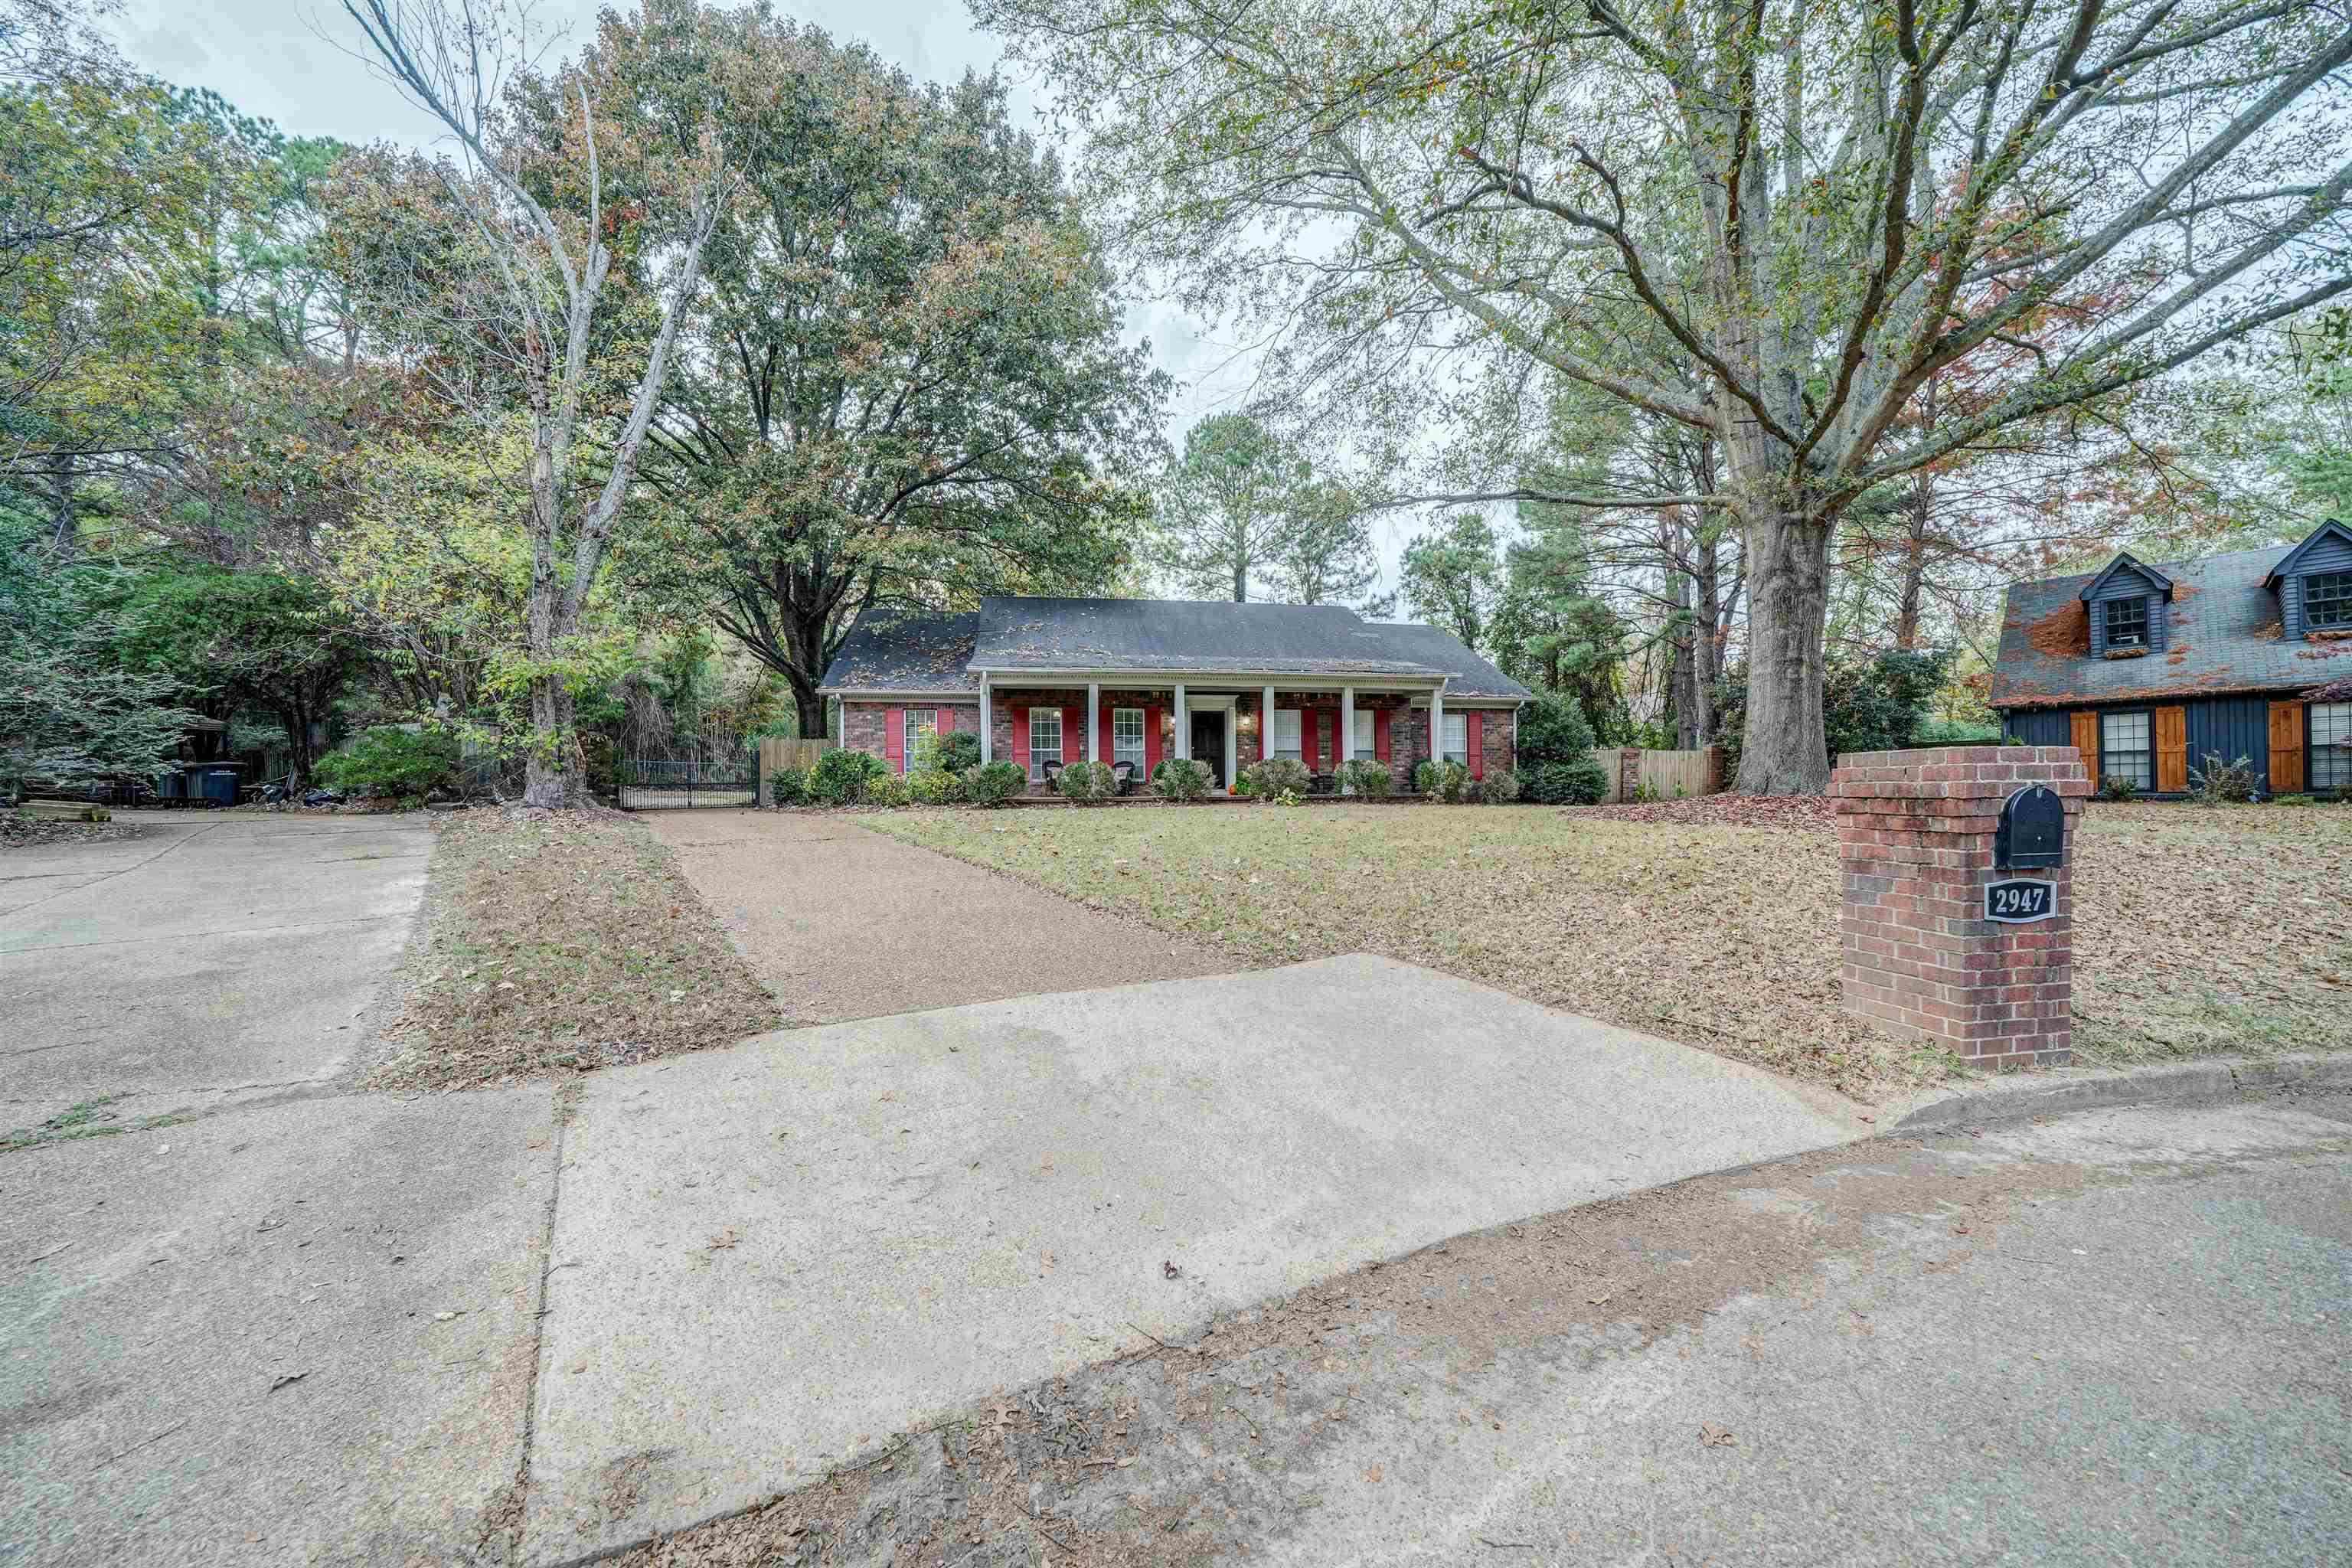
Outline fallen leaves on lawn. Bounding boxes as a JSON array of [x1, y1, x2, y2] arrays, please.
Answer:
[[368, 808, 779, 1092]]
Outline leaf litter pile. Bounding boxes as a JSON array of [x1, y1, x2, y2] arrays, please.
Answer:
[[370, 808, 779, 1091], [872, 799, 2350, 1092]]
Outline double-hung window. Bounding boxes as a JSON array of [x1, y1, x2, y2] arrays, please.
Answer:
[[1112, 707, 1145, 773], [2104, 596, 2148, 648], [1351, 709, 1374, 762], [1441, 712, 1470, 766], [2313, 702, 2352, 792], [1027, 708, 1061, 782], [1270, 707, 1302, 762], [901, 708, 936, 773], [2100, 710, 2152, 792], [2307, 571, 2352, 631]]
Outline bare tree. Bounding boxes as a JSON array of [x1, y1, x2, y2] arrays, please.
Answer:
[[983, 0, 2352, 790], [337, 0, 733, 805]]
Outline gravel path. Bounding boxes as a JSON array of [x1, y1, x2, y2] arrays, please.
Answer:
[[642, 808, 1236, 1023]]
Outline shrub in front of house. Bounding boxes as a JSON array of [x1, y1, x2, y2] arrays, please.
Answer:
[[906, 767, 962, 805], [1475, 767, 1521, 803], [1340, 758, 1393, 797], [2187, 752, 2259, 803], [961, 760, 1027, 806], [808, 747, 888, 805], [315, 725, 459, 799], [1516, 693, 1596, 766], [1057, 759, 1118, 803], [2095, 773, 2140, 802], [1523, 756, 1609, 805], [866, 773, 913, 807], [1415, 759, 1472, 802], [935, 730, 982, 774], [1152, 757, 1214, 802], [767, 766, 808, 805], [1243, 757, 1310, 799]]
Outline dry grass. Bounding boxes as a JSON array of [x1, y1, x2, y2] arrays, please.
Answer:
[[868, 798, 2351, 1091], [368, 808, 781, 1091]]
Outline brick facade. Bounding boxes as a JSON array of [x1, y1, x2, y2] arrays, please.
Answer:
[[1832, 746, 2089, 1070], [842, 701, 982, 769]]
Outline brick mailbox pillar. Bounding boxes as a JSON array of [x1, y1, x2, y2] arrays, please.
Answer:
[[1831, 746, 2090, 1070]]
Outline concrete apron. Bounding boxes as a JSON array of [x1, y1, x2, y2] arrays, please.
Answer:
[[522, 954, 1868, 1563]]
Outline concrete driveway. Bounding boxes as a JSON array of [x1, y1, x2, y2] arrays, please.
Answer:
[[520, 953, 1868, 1562], [2, 812, 430, 1129]]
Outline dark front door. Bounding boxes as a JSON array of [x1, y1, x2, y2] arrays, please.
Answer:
[[1190, 711, 1225, 782]]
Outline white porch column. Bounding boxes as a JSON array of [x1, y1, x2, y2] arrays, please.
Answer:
[[1174, 683, 1188, 760], [1087, 682, 1100, 763], [1340, 685, 1356, 794], [1223, 708, 1237, 792], [1429, 687, 1444, 784], [978, 675, 992, 763]]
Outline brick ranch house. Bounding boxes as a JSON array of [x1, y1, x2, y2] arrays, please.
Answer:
[[1989, 516, 2352, 796], [817, 597, 1533, 793]]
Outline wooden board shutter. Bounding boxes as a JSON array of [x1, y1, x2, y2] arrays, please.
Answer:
[[1062, 705, 1083, 764], [2069, 710, 2099, 783], [2269, 701, 2305, 793], [1468, 711, 1485, 778], [1374, 707, 1393, 763], [2154, 705, 2188, 793], [884, 707, 904, 772]]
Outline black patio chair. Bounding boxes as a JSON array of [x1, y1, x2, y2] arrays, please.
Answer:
[[1110, 760, 1136, 795], [1040, 758, 1063, 792]]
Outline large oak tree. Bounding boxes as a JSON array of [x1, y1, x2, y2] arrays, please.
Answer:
[[978, 0, 2352, 790]]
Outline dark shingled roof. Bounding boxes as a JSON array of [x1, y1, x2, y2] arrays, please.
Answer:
[[818, 598, 1534, 699], [819, 610, 981, 693], [1990, 541, 2352, 710]]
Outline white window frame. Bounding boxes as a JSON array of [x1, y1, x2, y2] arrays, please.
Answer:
[[901, 708, 936, 773], [2100, 710, 2152, 792], [1441, 711, 1470, 766], [2308, 572, 2352, 631], [2313, 702, 2351, 792], [1027, 707, 1061, 782], [1270, 707, 1302, 763], [1112, 707, 1145, 773], [2104, 595, 2149, 648], [1352, 708, 1374, 760]]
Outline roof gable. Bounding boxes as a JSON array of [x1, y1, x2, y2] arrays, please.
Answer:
[[2077, 550, 2172, 602], [2263, 518, 2352, 587]]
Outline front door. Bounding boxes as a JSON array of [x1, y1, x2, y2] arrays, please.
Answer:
[[1190, 710, 1225, 786]]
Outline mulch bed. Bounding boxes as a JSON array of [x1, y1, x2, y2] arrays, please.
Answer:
[[368, 806, 781, 1092]]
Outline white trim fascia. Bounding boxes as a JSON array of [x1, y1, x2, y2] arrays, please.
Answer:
[[819, 688, 982, 701], [968, 667, 1446, 690]]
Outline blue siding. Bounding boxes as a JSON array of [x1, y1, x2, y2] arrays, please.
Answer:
[[2285, 573, 2302, 638], [2086, 576, 2166, 655], [2005, 709, 2073, 746], [2088, 597, 2105, 652], [2149, 596, 2168, 652], [2281, 528, 2352, 637], [2183, 697, 2271, 784]]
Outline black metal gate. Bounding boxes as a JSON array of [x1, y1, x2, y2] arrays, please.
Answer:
[[618, 757, 759, 809]]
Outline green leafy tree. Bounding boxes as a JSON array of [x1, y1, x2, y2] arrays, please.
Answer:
[[1155, 413, 1300, 601], [1398, 512, 1501, 651], [621, 15, 1165, 737], [981, 0, 2352, 791], [1271, 478, 1387, 610], [1489, 520, 1628, 743]]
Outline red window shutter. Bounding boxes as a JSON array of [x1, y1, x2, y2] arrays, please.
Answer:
[[1011, 707, 1029, 771], [1468, 711, 1485, 778], [885, 707, 905, 772], [1374, 708, 1392, 763], [935, 707, 955, 735], [1302, 707, 1319, 770], [1063, 705, 1083, 763], [1098, 704, 1113, 763], [1144, 707, 1163, 773]]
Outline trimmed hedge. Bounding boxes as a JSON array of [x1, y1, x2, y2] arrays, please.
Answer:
[[961, 760, 1026, 806], [1152, 757, 1214, 802], [1057, 759, 1118, 803], [1523, 756, 1609, 805], [808, 747, 888, 805], [1242, 756, 1310, 799]]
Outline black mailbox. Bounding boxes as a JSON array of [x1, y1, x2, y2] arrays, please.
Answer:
[[1994, 784, 2066, 870]]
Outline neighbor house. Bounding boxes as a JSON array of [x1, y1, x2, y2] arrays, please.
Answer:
[[1989, 518, 2352, 796], [817, 597, 1532, 792]]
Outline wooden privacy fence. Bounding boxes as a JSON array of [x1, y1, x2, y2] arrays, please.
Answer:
[[757, 737, 836, 803], [1603, 746, 1725, 803]]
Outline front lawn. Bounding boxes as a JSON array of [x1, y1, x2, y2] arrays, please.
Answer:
[[867, 799, 2351, 1091]]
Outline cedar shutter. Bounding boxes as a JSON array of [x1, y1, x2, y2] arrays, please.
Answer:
[[1063, 705, 1083, 763], [2269, 701, 2306, 793], [1374, 707, 1393, 763], [1011, 707, 1030, 777], [1468, 711, 1485, 778], [1143, 706, 1163, 773], [2069, 710, 2099, 784], [2154, 705, 2187, 792], [884, 707, 905, 773]]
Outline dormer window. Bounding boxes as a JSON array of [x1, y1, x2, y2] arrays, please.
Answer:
[[2105, 596, 2148, 648], [2309, 570, 2352, 630]]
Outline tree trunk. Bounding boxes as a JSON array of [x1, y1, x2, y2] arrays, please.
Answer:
[[786, 667, 828, 741], [523, 674, 581, 806], [1893, 474, 1932, 652], [1733, 502, 1834, 794]]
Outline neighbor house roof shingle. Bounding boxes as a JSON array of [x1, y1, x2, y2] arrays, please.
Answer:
[[1989, 542, 2352, 709], [817, 598, 1534, 700]]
